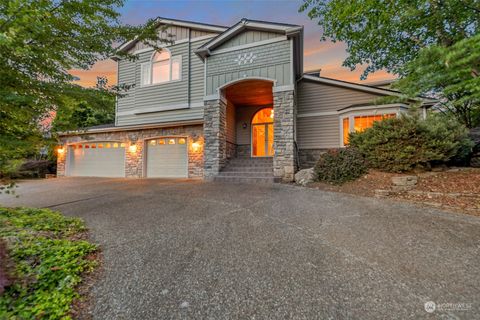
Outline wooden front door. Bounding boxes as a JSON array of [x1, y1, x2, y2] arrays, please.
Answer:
[[251, 108, 274, 157]]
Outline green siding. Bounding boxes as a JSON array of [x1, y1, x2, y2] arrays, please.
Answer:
[[296, 79, 385, 149], [206, 40, 292, 95], [116, 35, 215, 126], [215, 30, 282, 50]]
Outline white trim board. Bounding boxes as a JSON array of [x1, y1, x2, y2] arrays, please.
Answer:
[[58, 120, 204, 136]]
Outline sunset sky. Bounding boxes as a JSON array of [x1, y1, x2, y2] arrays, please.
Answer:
[[70, 0, 395, 88]]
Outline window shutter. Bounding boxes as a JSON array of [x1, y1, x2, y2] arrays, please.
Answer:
[[140, 62, 151, 86]]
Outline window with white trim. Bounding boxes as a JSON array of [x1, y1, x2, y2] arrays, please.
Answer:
[[140, 49, 181, 86], [341, 113, 396, 146]]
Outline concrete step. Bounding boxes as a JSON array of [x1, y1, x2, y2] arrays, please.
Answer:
[[221, 167, 273, 172], [212, 175, 275, 184], [223, 162, 273, 167], [218, 171, 273, 177]]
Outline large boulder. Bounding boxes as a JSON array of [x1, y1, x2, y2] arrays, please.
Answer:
[[295, 168, 315, 186]]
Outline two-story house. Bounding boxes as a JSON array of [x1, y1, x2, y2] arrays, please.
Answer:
[[57, 17, 432, 182]]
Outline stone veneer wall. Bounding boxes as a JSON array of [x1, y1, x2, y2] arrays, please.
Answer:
[[226, 141, 236, 159], [298, 149, 329, 169], [273, 90, 296, 181], [57, 125, 204, 178], [203, 98, 227, 179]]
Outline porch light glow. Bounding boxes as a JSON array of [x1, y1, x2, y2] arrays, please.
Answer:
[[129, 144, 137, 153], [57, 146, 65, 154], [191, 142, 201, 152]]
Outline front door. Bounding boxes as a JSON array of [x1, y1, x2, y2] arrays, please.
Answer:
[[251, 108, 274, 157]]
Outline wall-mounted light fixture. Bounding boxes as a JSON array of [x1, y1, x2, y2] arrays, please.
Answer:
[[57, 146, 65, 154], [128, 143, 137, 153], [191, 142, 201, 152]]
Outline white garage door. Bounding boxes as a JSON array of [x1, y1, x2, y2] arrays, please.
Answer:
[[146, 137, 188, 178], [67, 142, 125, 177]]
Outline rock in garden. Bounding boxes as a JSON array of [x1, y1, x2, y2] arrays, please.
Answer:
[[295, 168, 315, 186]]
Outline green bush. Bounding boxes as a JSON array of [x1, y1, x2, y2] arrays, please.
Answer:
[[349, 112, 474, 172], [314, 147, 367, 184], [0, 207, 98, 319]]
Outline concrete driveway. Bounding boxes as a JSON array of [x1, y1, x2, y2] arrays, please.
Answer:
[[1, 178, 479, 319]]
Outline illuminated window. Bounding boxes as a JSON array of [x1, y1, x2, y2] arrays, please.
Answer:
[[252, 108, 274, 124], [149, 140, 157, 146], [158, 139, 165, 145], [141, 50, 182, 86], [343, 118, 350, 145], [354, 114, 395, 132], [85, 144, 90, 149], [342, 113, 396, 146], [91, 144, 96, 149], [168, 138, 176, 145], [178, 138, 186, 144], [98, 143, 103, 149], [113, 143, 119, 148], [120, 143, 126, 148], [106, 143, 111, 148], [78, 144, 83, 149]]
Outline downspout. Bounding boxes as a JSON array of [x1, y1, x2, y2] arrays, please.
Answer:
[[188, 28, 191, 107]]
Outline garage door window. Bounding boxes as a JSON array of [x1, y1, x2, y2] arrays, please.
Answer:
[[168, 138, 175, 145], [178, 138, 186, 144]]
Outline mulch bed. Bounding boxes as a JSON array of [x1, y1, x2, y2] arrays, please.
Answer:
[[0, 240, 13, 295], [308, 168, 480, 216]]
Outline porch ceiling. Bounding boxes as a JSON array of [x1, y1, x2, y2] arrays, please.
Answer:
[[224, 80, 273, 107]]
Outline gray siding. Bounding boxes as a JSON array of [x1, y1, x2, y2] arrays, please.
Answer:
[[216, 30, 282, 50], [129, 25, 217, 52], [296, 79, 385, 149], [206, 40, 292, 95], [133, 43, 189, 111], [235, 106, 262, 145], [190, 38, 210, 103], [116, 108, 204, 126], [116, 34, 216, 126]]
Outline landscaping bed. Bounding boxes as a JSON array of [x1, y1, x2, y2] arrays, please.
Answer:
[[0, 207, 98, 319], [308, 168, 480, 216]]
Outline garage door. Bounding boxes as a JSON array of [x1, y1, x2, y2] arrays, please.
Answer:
[[146, 137, 188, 178], [67, 142, 125, 177]]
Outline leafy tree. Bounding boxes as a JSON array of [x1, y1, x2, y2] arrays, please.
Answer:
[[300, 0, 480, 127], [0, 0, 168, 175], [52, 82, 116, 132], [395, 34, 480, 128]]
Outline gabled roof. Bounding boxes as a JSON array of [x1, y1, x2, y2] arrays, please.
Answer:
[[301, 74, 437, 105], [196, 18, 303, 57], [195, 18, 304, 78], [117, 17, 228, 53]]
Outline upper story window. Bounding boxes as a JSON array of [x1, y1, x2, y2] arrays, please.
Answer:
[[342, 113, 396, 146], [140, 49, 181, 86]]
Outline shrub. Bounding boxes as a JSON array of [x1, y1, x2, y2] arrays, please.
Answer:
[[0, 207, 98, 319], [314, 147, 367, 184], [349, 112, 474, 172]]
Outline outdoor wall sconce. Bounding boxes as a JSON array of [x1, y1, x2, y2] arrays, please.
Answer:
[[128, 143, 137, 153], [57, 146, 65, 154], [191, 142, 201, 152]]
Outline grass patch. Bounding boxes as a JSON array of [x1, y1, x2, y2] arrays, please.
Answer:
[[0, 207, 98, 319]]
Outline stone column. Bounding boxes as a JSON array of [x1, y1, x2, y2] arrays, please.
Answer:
[[56, 147, 67, 177], [273, 90, 296, 181], [203, 97, 227, 179], [125, 140, 143, 178]]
